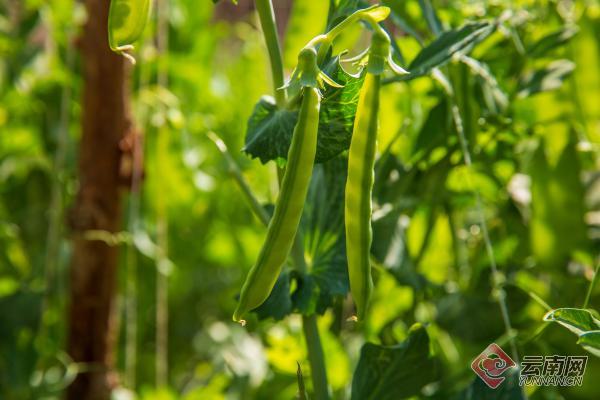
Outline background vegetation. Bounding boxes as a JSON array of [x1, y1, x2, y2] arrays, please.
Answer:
[[1, 0, 599, 399]]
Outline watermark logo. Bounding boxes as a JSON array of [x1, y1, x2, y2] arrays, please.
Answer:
[[471, 344, 588, 389], [471, 343, 516, 389], [520, 355, 587, 386]]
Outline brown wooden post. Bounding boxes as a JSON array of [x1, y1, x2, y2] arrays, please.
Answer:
[[66, 0, 130, 398]]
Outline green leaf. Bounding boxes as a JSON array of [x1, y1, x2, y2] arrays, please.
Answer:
[[543, 308, 600, 336], [401, 22, 495, 80], [351, 324, 437, 400], [455, 370, 525, 400], [578, 331, 600, 357], [300, 156, 350, 313], [253, 270, 294, 321], [517, 59, 575, 98], [108, 0, 151, 52], [528, 25, 579, 58], [244, 58, 365, 164], [544, 308, 600, 357]]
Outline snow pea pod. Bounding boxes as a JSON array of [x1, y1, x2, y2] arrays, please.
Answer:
[[234, 87, 321, 323], [344, 72, 380, 320]]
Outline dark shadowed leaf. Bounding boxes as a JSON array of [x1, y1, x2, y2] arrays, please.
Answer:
[[253, 270, 294, 321], [455, 370, 525, 400], [517, 59, 575, 97], [528, 25, 579, 58], [351, 324, 437, 400], [299, 156, 350, 313]]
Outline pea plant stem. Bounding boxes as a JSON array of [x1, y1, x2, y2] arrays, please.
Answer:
[[450, 101, 521, 363], [291, 235, 330, 400], [583, 257, 600, 309], [254, 0, 286, 106], [156, 0, 170, 388], [209, 131, 330, 399], [207, 132, 270, 226]]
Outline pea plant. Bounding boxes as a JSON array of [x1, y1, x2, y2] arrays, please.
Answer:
[[108, 0, 600, 398]]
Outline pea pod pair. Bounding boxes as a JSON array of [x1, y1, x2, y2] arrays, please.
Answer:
[[233, 87, 321, 323]]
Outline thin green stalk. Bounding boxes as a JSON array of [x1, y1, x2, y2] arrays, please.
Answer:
[[123, 29, 153, 390], [302, 314, 329, 400], [450, 102, 520, 364], [255, 0, 286, 106], [583, 257, 600, 309], [156, 0, 169, 388], [292, 235, 329, 400], [207, 131, 269, 226]]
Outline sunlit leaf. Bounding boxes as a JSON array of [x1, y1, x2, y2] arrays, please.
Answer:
[[543, 308, 600, 336], [392, 22, 495, 81]]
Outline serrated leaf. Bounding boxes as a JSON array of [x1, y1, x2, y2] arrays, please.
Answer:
[[396, 22, 495, 81], [517, 59, 575, 98], [300, 157, 350, 313], [351, 324, 437, 400], [244, 59, 365, 164], [108, 0, 151, 52]]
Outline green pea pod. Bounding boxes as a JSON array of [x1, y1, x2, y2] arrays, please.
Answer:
[[233, 87, 321, 323], [345, 73, 380, 321], [108, 0, 151, 54]]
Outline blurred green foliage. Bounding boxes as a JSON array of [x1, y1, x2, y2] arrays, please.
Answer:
[[1, 0, 600, 399]]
